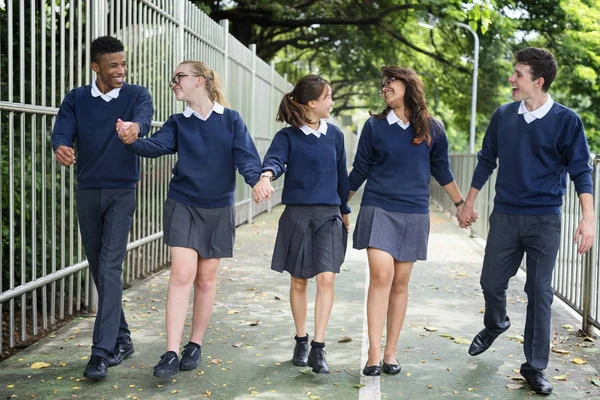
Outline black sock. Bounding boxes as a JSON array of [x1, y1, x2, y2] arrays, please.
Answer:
[[311, 340, 325, 348], [295, 334, 309, 342]]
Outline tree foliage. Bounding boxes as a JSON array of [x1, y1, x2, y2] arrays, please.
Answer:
[[195, 0, 600, 153]]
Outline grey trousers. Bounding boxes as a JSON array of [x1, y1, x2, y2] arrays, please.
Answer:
[[480, 212, 561, 371], [76, 188, 136, 358]]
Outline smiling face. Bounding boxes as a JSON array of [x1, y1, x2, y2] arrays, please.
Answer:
[[170, 63, 203, 103], [381, 76, 406, 109], [508, 62, 543, 102], [309, 84, 334, 119], [92, 52, 127, 93]]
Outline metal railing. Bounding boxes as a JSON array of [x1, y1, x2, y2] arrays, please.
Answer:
[[0, 0, 354, 354], [431, 154, 600, 335]]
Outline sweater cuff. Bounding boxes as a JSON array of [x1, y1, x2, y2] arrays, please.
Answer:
[[340, 204, 351, 214]]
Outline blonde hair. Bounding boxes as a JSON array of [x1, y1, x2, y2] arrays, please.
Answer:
[[179, 60, 229, 107]]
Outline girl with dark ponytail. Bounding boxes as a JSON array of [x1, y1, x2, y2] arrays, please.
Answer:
[[253, 74, 350, 374]]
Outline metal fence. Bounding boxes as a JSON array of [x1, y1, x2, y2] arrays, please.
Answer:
[[0, 0, 354, 354], [430, 154, 600, 335]]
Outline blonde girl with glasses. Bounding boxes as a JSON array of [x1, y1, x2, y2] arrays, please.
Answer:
[[119, 60, 270, 378]]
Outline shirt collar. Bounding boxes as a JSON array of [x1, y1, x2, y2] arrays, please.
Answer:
[[299, 120, 328, 136], [518, 94, 554, 120], [183, 102, 225, 120], [91, 80, 121, 102], [386, 109, 410, 129]]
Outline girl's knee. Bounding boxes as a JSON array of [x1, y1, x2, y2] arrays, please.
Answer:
[[291, 277, 308, 292], [316, 272, 335, 289]]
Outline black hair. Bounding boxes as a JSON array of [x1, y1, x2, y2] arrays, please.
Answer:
[[514, 47, 558, 92], [90, 36, 125, 63]]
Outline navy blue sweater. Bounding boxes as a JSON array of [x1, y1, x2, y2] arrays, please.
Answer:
[[472, 101, 592, 214], [349, 117, 454, 214], [51, 83, 154, 189], [127, 109, 262, 208], [262, 124, 351, 214]]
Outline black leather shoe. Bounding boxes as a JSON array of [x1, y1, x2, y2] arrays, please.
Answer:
[[382, 360, 401, 375], [521, 369, 553, 395], [83, 355, 108, 380], [292, 335, 309, 366], [468, 328, 498, 356], [153, 351, 179, 378], [362, 364, 381, 376], [179, 342, 201, 370], [307, 345, 329, 374], [108, 336, 134, 367]]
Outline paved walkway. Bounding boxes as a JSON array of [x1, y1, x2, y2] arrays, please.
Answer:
[[2, 194, 600, 399]]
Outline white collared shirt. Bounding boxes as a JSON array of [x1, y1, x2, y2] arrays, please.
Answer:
[[299, 120, 328, 138], [518, 94, 554, 124], [183, 102, 225, 121], [386, 109, 410, 130], [91, 79, 121, 102]]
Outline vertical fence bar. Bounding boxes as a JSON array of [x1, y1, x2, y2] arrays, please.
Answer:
[[40, 0, 48, 331]]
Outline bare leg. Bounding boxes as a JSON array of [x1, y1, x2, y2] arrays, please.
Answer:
[[290, 277, 309, 337], [383, 261, 414, 364], [313, 272, 335, 342], [165, 247, 198, 353], [365, 248, 395, 366], [189, 256, 220, 345]]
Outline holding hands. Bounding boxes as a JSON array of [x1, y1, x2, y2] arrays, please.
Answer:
[[457, 202, 479, 229], [116, 118, 140, 144], [253, 173, 275, 203]]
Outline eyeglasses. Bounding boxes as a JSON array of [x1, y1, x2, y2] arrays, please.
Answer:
[[169, 73, 199, 87], [378, 77, 395, 95]]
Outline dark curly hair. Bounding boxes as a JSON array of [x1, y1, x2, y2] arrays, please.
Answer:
[[90, 36, 125, 63]]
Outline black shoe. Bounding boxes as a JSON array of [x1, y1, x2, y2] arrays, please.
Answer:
[[153, 351, 179, 378], [382, 359, 401, 375], [292, 335, 309, 366], [468, 328, 498, 356], [107, 337, 135, 367], [521, 369, 553, 395], [83, 355, 109, 380], [307, 343, 329, 374], [362, 364, 381, 376], [179, 342, 201, 371]]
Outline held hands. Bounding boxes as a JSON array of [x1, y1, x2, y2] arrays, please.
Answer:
[[574, 215, 595, 254], [457, 202, 479, 229], [252, 176, 275, 203], [55, 145, 75, 166], [116, 118, 140, 144]]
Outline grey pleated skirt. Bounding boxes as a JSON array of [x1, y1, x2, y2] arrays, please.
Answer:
[[162, 197, 235, 259], [272, 205, 348, 279], [353, 206, 430, 262]]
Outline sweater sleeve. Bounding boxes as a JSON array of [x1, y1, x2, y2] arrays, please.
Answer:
[[336, 132, 351, 214], [232, 112, 262, 187], [429, 120, 454, 186], [131, 87, 154, 137], [471, 109, 499, 190], [126, 116, 177, 158], [348, 120, 374, 191], [51, 90, 77, 151], [562, 114, 593, 195], [262, 130, 290, 179]]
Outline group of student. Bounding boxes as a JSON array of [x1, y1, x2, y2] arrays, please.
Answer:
[[51, 35, 595, 395]]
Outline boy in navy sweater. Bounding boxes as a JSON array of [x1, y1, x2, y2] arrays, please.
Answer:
[[459, 48, 595, 395], [51, 36, 154, 380], [253, 75, 350, 374]]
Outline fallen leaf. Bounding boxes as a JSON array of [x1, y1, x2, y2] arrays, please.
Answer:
[[583, 336, 595, 342], [6, 385, 14, 388], [274, 296, 281, 300], [233, 342, 243, 347], [226, 310, 240, 315], [467, 388, 475, 391], [248, 320, 260, 326], [204, 389, 212, 397], [572, 358, 587, 365], [424, 327, 438, 332], [562, 324, 574, 331], [309, 396, 320, 400], [439, 333, 453, 338], [506, 383, 523, 390], [427, 384, 433, 389], [56, 376, 62, 380], [338, 336, 352, 343], [211, 359, 222, 364], [551, 348, 570, 354], [171, 390, 179, 394], [354, 384, 365, 388], [553, 374, 568, 381], [30, 362, 51, 369], [453, 337, 471, 345], [591, 378, 600, 386]]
